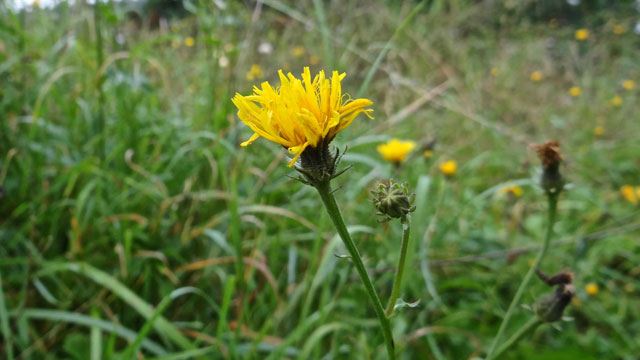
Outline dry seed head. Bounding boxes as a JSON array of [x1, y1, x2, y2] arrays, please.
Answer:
[[533, 140, 564, 195]]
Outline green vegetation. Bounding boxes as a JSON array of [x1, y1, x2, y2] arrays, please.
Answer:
[[1, 1, 639, 359]]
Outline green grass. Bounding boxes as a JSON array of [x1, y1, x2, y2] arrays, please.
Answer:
[[1, 0, 639, 359]]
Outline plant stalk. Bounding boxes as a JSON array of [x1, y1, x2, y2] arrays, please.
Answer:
[[486, 193, 558, 359], [493, 317, 542, 359], [316, 182, 396, 360], [385, 217, 411, 317]]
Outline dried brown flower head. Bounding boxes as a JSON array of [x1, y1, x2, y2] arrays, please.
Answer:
[[533, 140, 564, 195]]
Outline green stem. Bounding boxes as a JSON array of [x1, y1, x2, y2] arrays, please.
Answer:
[[492, 317, 542, 359], [316, 182, 396, 360], [486, 194, 558, 360], [385, 217, 411, 317]]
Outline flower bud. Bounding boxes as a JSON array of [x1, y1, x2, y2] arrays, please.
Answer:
[[371, 179, 416, 222], [533, 283, 575, 323]]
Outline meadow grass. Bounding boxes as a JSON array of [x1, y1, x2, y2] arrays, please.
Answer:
[[1, 1, 639, 359]]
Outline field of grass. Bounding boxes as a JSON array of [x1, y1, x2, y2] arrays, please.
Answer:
[[1, 0, 639, 359]]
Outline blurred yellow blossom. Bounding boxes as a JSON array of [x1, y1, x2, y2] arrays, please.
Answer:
[[439, 160, 457, 176], [423, 150, 433, 158], [622, 80, 635, 90], [500, 185, 523, 197], [232, 67, 374, 166], [593, 126, 604, 136], [185, 37, 195, 47], [309, 55, 320, 65], [621, 185, 638, 205], [33, 0, 40, 7], [530, 71, 543, 82], [293, 46, 305, 57], [613, 25, 625, 35], [585, 283, 598, 296], [377, 139, 416, 164], [245, 64, 264, 81], [575, 29, 589, 40], [611, 96, 622, 106], [490, 67, 499, 77], [569, 86, 581, 97], [571, 297, 582, 307]]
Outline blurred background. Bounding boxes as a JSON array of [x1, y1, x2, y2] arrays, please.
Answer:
[[1, 0, 639, 359]]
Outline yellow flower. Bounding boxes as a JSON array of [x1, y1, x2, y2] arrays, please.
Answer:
[[585, 283, 598, 296], [423, 150, 433, 158], [530, 71, 543, 82], [293, 46, 305, 57], [309, 55, 320, 65], [569, 86, 581, 97], [377, 139, 416, 163], [490, 67, 499, 77], [33, 0, 40, 7], [439, 160, 457, 176], [232, 67, 374, 166], [611, 95, 622, 106], [613, 25, 625, 35], [245, 64, 264, 81], [500, 185, 523, 197], [593, 126, 604, 136], [622, 80, 635, 90], [185, 37, 195, 47], [575, 28, 589, 41], [621, 185, 638, 205]]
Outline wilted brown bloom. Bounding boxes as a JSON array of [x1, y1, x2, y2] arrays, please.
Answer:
[[534, 141, 564, 195], [533, 269, 575, 323]]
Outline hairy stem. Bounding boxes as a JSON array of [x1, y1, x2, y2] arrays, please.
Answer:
[[386, 217, 411, 317], [486, 194, 558, 359], [316, 182, 396, 360]]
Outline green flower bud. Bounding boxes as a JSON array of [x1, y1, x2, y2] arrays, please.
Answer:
[[371, 179, 416, 222], [533, 284, 575, 323]]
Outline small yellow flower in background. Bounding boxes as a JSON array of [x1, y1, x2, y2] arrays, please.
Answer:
[[171, 24, 179, 32], [33, 0, 40, 7], [423, 150, 433, 158], [233, 67, 374, 166], [293, 46, 305, 57], [490, 67, 499, 77], [569, 86, 581, 97], [530, 71, 543, 82], [613, 25, 625, 35], [622, 80, 635, 90], [571, 297, 582, 307], [611, 95, 622, 106], [185, 37, 195, 47], [377, 139, 416, 164], [500, 185, 523, 197], [593, 126, 604, 136], [439, 160, 457, 176], [309, 55, 320, 65], [585, 283, 599, 296], [621, 185, 638, 205], [575, 28, 589, 40], [245, 64, 264, 81]]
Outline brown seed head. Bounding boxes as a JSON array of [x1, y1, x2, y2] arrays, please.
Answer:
[[534, 140, 562, 170]]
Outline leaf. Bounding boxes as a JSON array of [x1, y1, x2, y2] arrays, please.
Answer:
[[393, 298, 421, 312]]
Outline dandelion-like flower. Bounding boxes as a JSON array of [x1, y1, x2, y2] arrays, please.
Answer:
[[613, 25, 625, 35], [593, 126, 604, 136], [500, 185, 523, 197], [377, 139, 415, 164], [245, 64, 264, 81], [611, 95, 623, 106], [530, 71, 543, 82], [569, 86, 581, 97], [621, 185, 638, 205], [185, 37, 195, 47], [575, 29, 589, 41], [490, 67, 499, 77], [439, 160, 457, 176], [585, 283, 598, 296], [233, 67, 374, 168], [622, 80, 635, 91]]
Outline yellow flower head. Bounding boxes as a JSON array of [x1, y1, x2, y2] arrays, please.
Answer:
[[593, 126, 604, 136], [500, 185, 523, 197], [439, 160, 457, 176], [569, 86, 581, 97], [613, 25, 625, 35], [611, 95, 622, 106], [423, 150, 433, 158], [293, 46, 305, 57], [530, 71, 543, 82], [233, 67, 374, 166], [309, 55, 320, 65], [377, 139, 416, 163], [622, 80, 635, 91], [575, 28, 589, 41], [585, 283, 598, 296], [621, 185, 638, 205], [246, 64, 264, 81], [185, 37, 195, 47], [490, 67, 499, 77]]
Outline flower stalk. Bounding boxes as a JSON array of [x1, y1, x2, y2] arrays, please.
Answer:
[[386, 217, 411, 317], [315, 180, 396, 360], [492, 317, 542, 359]]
